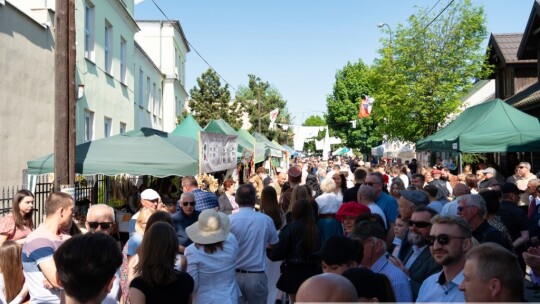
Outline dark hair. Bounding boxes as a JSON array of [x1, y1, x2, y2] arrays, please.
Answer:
[[260, 186, 282, 230], [465, 174, 478, 190], [479, 190, 502, 215], [12, 189, 34, 230], [411, 173, 425, 183], [292, 199, 320, 257], [423, 184, 439, 198], [354, 168, 367, 182], [342, 268, 396, 302], [135, 222, 179, 286], [235, 183, 257, 207], [54, 233, 122, 302], [195, 241, 224, 254], [147, 210, 173, 228], [336, 173, 347, 193], [414, 205, 438, 218]]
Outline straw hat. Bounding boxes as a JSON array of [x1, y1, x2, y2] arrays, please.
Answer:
[[186, 209, 230, 245]]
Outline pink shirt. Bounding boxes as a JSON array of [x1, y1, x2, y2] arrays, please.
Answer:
[[0, 213, 33, 241]]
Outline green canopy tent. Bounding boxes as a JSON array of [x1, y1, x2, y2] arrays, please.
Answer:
[[253, 132, 284, 158], [416, 99, 540, 153], [236, 129, 266, 163], [170, 114, 202, 141], [204, 119, 252, 153], [27, 128, 199, 177]]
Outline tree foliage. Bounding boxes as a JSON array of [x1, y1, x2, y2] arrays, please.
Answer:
[[302, 115, 326, 153], [187, 68, 243, 129], [370, 0, 490, 142], [235, 74, 293, 144], [326, 61, 382, 155]]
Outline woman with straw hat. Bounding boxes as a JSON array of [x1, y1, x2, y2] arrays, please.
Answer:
[[185, 209, 240, 303]]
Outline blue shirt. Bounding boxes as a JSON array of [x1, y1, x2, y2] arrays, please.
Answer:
[[229, 207, 279, 271], [172, 209, 201, 247], [375, 192, 398, 229], [371, 255, 413, 302], [417, 270, 465, 303]]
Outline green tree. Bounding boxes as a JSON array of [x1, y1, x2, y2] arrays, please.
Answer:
[[235, 74, 293, 144], [302, 115, 326, 154], [370, 0, 491, 142], [187, 68, 243, 129], [326, 61, 382, 155]]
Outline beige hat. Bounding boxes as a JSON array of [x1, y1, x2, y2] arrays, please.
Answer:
[[186, 209, 230, 245]]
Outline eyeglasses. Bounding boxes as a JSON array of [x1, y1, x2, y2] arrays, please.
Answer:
[[408, 220, 432, 228], [519, 166, 525, 169], [427, 234, 468, 246], [182, 201, 196, 207], [87, 222, 113, 230]]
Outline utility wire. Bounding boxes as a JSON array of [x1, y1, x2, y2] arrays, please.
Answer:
[[150, 0, 239, 93], [423, 0, 455, 30], [419, 0, 444, 21]]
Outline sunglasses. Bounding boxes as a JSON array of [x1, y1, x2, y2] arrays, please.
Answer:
[[87, 222, 113, 230], [456, 205, 473, 212], [408, 220, 432, 228], [182, 201, 196, 207], [427, 234, 468, 246]]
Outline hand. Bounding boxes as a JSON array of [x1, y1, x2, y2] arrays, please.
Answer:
[[42, 278, 54, 289], [387, 254, 409, 277]]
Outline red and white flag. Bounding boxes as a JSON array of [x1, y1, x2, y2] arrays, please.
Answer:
[[269, 108, 279, 129]]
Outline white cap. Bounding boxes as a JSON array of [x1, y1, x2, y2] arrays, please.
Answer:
[[140, 189, 160, 200]]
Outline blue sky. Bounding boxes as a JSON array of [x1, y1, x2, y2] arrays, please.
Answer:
[[135, 0, 534, 125]]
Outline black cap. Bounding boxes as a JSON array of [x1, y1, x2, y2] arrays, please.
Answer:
[[313, 236, 361, 265]]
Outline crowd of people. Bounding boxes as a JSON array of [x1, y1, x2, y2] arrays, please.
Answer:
[[1, 155, 540, 303]]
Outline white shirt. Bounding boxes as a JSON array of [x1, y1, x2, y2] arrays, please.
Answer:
[[368, 203, 387, 228], [316, 192, 342, 214]]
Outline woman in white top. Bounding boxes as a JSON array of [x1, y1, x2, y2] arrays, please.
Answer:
[[315, 178, 344, 245], [185, 209, 240, 304]]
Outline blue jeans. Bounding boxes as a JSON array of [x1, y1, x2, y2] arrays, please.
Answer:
[[236, 272, 268, 304]]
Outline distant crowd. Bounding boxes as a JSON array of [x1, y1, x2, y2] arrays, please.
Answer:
[[1, 155, 540, 303]]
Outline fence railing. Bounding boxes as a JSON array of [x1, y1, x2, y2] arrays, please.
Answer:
[[0, 174, 129, 224]]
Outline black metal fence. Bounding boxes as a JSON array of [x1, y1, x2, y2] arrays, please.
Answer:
[[0, 175, 115, 224]]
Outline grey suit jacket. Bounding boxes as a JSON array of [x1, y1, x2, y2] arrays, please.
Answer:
[[218, 193, 234, 215]]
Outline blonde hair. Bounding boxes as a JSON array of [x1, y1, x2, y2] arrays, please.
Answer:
[[135, 208, 156, 235], [320, 177, 337, 193], [0, 241, 24, 302]]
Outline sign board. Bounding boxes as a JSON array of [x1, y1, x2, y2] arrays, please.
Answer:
[[199, 132, 238, 174]]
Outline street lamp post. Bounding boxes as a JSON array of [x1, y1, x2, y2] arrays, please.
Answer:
[[377, 22, 393, 45]]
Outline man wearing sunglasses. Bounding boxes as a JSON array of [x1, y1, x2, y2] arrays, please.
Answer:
[[457, 194, 511, 251], [85, 204, 121, 304], [172, 192, 200, 254], [417, 216, 472, 302], [393, 206, 441, 300]]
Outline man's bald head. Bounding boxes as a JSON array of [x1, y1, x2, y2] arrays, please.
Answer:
[[453, 183, 470, 198], [296, 273, 357, 302], [86, 204, 115, 234]]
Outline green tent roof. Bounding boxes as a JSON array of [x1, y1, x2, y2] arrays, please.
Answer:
[[203, 119, 252, 153], [170, 114, 202, 140], [416, 99, 540, 152], [237, 129, 266, 163], [253, 132, 284, 158], [28, 128, 199, 176]]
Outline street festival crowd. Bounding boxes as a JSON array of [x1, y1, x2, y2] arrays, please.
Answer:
[[2, 156, 540, 303]]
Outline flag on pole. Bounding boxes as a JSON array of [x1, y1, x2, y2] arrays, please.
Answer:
[[358, 96, 370, 118], [269, 108, 279, 129]]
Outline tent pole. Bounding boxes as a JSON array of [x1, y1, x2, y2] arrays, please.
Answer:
[[459, 152, 462, 174]]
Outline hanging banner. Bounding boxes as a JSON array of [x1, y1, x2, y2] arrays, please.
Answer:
[[199, 132, 238, 174]]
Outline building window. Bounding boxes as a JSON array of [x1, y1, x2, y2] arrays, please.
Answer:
[[152, 82, 157, 113], [120, 122, 126, 134], [138, 69, 144, 107], [120, 37, 127, 83], [84, 110, 94, 142], [84, 1, 95, 60], [146, 76, 151, 111], [104, 21, 113, 74], [158, 88, 162, 117], [104, 117, 112, 138]]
